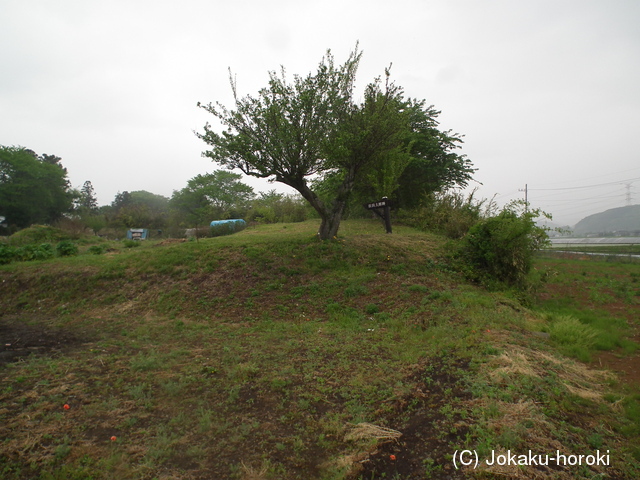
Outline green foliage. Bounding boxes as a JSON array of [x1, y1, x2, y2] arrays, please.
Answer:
[[74, 181, 107, 235], [539, 307, 638, 361], [348, 99, 475, 211], [18, 243, 55, 261], [197, 46, 455, 239], [82, 214, 107, 235], [76, 180, 98, 214], [88, 244, 108, 255], [123, 239, 142, 248], [0, 242, 65, 264], [400, 190, 492, 239], [459, 201, 550, 287], [343, 76, 413, 201], [365, 303, 380, 314], [0, 242, 57, 264], [291, 95, 475, 222], [246, 191, 307, 224], [395, 101, 475, 209], [0, 244, 17, 264], [105, 190, 169, 229], [55, 240, 79, 257], [0, 146, 75, 228], [546, 315, 598, 361], [170, 170, 254, 227], [7, 225, 72, 246]]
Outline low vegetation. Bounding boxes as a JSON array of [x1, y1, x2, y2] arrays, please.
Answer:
[[1, 220, 639, 479]]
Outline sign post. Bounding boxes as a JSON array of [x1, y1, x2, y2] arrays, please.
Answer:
[[365, 197, 392, 234]]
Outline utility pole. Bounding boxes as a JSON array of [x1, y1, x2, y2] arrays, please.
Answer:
[[519, 184, 528, 211]]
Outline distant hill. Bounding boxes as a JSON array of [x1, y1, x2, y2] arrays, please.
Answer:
[[574, 204, 640, 235]]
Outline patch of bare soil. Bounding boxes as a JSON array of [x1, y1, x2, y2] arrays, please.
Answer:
[[349, 357, 471, 480], [596, 349, 640, 386], [0, 317, 86, 366]]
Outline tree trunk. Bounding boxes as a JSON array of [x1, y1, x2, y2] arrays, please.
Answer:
[[317, 203, 345, 240], [280, 172, 355, 241], [316, 168, 356, 240]]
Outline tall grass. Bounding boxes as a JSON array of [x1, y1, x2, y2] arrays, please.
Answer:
[[399, 189, 496, 239]]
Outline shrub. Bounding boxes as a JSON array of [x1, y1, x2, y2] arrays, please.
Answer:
[[123, 239, 142, 248], [16, 243, 55, 262], [547, 315, 598, 348], [15, 245, 36, 261], [88, 244, 108, 255], [0, 244, 17, 264], [545, 314, 599, 361], [459, 201, 550, 287], [246, 192, 307, 224], [399, 190, 494, 239], [248, 206, 277, 224], [53, 217, 89, 238], [32, 243, 54, 260], [0, 243, 56, 263], [56, 240, 79, 257]]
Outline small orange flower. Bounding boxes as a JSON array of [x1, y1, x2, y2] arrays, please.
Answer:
[[390, 454, 396, 461], [63, 404, 70, 410], [110, 436, 117, 442]]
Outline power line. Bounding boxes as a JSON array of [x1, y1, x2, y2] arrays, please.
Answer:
[[536, 193, 624, 202], [530, 176, 640, 192], [493, 190, 520, 201], [530, 166, 640, 188]]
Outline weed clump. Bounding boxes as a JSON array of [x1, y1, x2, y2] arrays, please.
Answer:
[[547, 315, 598, 348], [56, 240, 79, 256], [88, 244, 108, 255], [122, 239, 142, 248], [399, 190, 491, 239], [458, 201, 550, 289], [0, 243, 56, 263]]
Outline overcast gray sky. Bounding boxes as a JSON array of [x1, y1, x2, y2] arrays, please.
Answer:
[[2, 0, 639, 226]]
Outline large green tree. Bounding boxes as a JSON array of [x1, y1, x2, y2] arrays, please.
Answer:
[[395, 100, 475, 208], [319, 99, 475, 214], [169, 170, 255, 227], [106, 190, 169, 229], [197, 47, 413, 239], [0, 145, 75, 228], [76, 180, 98, 213]]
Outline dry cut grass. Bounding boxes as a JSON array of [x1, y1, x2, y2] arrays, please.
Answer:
[[468, 344, 618, 479]]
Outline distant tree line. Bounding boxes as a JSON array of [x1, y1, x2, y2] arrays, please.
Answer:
[[0, 144, 309, 238]]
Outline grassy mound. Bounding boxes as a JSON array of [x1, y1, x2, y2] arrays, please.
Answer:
[[5, 225, 74, 246], [0, 220, 638, 479]]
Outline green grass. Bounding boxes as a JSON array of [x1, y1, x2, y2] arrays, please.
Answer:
[[1, 220, 639, 479], [533, 255, 640, 361]]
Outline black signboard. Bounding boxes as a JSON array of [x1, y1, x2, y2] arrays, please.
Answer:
[[364, 197, 392, 233], [366, 199, 389, 209]]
